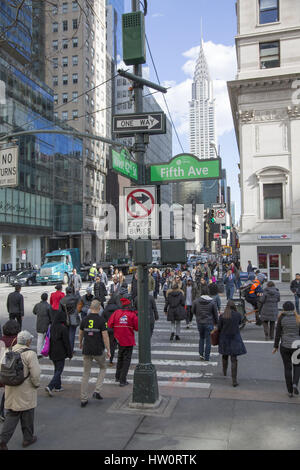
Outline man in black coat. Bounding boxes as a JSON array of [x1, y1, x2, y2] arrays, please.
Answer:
[[93, 276, 107, 308], [7, 284, 24, 329], [290, 273, 300, 314]]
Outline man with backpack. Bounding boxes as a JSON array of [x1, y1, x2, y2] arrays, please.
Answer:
[[0, 330, 41, 450]]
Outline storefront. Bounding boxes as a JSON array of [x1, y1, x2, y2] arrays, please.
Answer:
[[257, 245, 292, 282]]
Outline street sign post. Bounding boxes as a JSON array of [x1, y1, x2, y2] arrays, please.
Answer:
[[148, 154, 221, 183], [113, 112, 166, 136]]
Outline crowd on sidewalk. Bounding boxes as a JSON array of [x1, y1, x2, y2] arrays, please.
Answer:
[[0, 261, 300, 449]]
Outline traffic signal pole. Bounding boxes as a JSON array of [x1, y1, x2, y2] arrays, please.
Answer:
[[130, 0, 160, 406]]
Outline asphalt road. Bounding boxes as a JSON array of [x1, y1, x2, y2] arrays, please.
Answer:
[[0, 280, 299, 451]]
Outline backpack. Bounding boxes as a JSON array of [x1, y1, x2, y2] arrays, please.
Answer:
[[0, 347, 31, 386]]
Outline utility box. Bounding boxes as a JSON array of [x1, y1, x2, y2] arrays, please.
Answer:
[[161, 240, 186, 264], [122, 12, 146, 65]]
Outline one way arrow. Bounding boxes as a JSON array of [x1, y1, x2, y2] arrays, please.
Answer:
[[131, 194, 149, 205]]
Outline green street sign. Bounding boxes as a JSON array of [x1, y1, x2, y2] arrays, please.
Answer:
[[225, 226, 231, 230], [111, 148, 138, 182], [148, 154, 221, 184]]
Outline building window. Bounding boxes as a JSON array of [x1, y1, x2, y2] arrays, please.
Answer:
[[72, 1, 78, 11], [260, 41, 280, 68], [62, 74, 68, 85], [62, 2, 68, 13], [62, 56, 68, 67], [259, 0, 279, 24], [62, 111, 68, 121], [62, 39, 68, 49], [72, 55, 78, 66], [53, 76, 58, 87], [263, 183, 283, 219], [54, 94, 58, 104], [52, 40, 58, 50], [63, 20, 68, 31], [52, 58, 58, 69], [73, 18, 78, 29], [52, 22, 58, 33], [72, 37, 78, 47], [72, 91, 78, 102], [72, 110, 78, 119], [72, 73, 78, 84], [62, 92, 68, 103]]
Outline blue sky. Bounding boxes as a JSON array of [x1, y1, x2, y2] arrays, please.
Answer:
[[124, 0, 240, 222]]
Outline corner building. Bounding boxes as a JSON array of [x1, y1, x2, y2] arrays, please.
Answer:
[[228, 0, 300, 282]]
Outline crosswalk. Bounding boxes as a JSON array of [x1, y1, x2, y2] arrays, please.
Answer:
[[37, 294, 222, 391]]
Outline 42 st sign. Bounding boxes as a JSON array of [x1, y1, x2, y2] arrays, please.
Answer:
[[113, 112, 166, 136]]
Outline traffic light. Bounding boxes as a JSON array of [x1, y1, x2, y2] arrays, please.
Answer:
[[210, 209, 215, 223]]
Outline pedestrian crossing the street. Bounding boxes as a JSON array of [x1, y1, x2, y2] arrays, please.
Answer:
[[36, 295, 221, 391]]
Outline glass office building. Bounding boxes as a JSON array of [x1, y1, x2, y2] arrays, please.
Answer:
[[0, 54, 83, 270]]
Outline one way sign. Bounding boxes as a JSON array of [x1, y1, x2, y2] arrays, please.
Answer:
[[113, 112, 166, 136]]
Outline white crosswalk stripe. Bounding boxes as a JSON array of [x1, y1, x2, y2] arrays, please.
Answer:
[[35, 298, 222, 390]]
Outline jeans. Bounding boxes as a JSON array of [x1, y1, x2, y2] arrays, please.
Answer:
[[280, 345, 300, 394], [0, 408, 34, 444], [295, 295, 300, 315], [48, 359, 65, 391], [186, 306, 193, 324], [68, 325, 77, 353], [226, 286, 235, 300], [197, 324, 214, 360], [171, 321, 181, 336], [81, 353, 107, 401], [116, 346, 133, 384]]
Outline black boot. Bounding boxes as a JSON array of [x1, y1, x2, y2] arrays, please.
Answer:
[[170, 333, 174, 341], [222, 356, 228, 376], [231, 357, 239, 387]]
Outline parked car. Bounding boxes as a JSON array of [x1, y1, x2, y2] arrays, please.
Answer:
[[9, 269, 39, 286]]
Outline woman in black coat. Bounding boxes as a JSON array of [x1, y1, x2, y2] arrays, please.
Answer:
[[93, 277, 107, 308], [218, 300, 247, 387], [164, 284, 186, 341], [103, 293, 121, 366], [45, 310, 72, 396], [259, 281, 280, 340]]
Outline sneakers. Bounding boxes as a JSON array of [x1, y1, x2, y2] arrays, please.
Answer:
[[54, 388, 64, 392], [45, 386, 53, 397], [293, 385, 299, 396], [92, 392, 103, 400], [175, 335, 180, 341], [199, 355, 205, 361], [22, 436, 37, 448], [170, 333, 175, 341], [80, 400, 88, 407]]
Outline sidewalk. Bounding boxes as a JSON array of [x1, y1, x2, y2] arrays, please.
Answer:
[[2, 379, 299, 451]]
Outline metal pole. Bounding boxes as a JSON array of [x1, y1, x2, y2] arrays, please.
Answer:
[[131, 0, 159, 406]]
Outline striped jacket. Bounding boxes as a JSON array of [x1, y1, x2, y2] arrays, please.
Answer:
[[274, 311, 300, 349]]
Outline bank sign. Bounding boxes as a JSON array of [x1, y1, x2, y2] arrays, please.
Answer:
[[149, 154, 221, 183], [111, 148, 138, 182], [0, 146, 18, 188]]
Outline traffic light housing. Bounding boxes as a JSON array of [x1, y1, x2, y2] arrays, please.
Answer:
[[210, 209, 216, 223], [122, 12, 146, 65]]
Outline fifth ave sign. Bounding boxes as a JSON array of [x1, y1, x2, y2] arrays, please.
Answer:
[[113, 112, 166, 136]]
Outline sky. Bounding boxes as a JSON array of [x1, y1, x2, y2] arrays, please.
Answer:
[[124, 0, 240, 223]]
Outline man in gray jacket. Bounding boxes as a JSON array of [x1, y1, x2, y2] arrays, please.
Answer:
[[192, 285, 218, 361], [68, 268, 82, 296]]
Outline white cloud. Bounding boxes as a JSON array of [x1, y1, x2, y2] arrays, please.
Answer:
[[152, 13, 164, 18], [156, 41, 237, 147]]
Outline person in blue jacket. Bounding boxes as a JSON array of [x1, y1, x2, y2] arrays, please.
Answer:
[[223, 270, 236, 300]]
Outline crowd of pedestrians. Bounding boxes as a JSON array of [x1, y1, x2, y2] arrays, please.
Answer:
[[0, 261, 300, 449]]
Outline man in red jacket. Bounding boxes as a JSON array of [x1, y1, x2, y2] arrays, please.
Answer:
[[108, 298, 138, 387]]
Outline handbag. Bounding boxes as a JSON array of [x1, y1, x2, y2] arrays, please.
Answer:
[[210, 328, 219, 346], [41, 326, 51, 357]]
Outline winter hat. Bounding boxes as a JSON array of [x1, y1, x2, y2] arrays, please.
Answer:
[[120, 297, 131, 306], [283, 301, 295, 311]]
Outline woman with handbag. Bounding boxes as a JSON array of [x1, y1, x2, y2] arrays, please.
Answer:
[[218, 300, 247, 387]]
